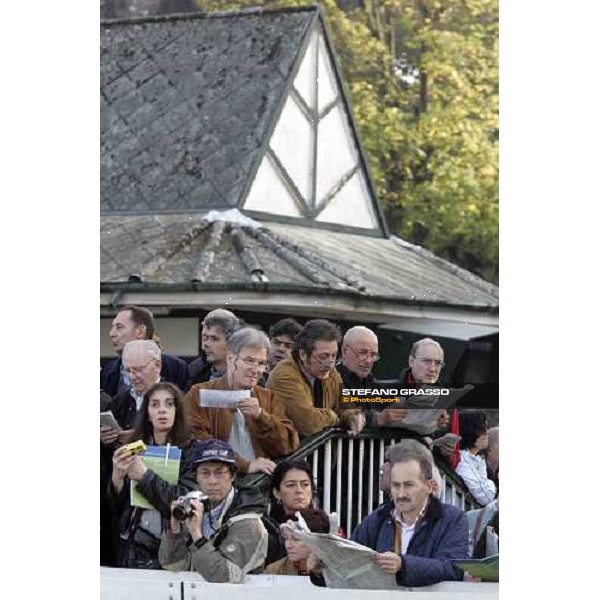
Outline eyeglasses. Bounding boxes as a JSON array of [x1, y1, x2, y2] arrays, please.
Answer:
[[312, 353, 338, 366], [347, 346, 380, 362], [124, 361, 152, 376], [414, 357, 445, 368], [197, 467, 231, 479], [236, 355, 268, 369]]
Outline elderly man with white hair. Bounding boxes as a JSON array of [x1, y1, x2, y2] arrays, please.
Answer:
[[100, 340, 163, 446], [185, 327, 299, 475]]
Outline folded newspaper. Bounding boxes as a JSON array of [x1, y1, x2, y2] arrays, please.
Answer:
[[283, 523, 400, 590], [199, 388, 250, 409], [451, 554, 499, 582], [388, 385, 474, 435]]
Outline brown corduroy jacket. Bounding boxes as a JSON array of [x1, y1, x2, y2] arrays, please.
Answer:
[[184, 376, 299, 473], [265, 556, 304, 575], [266, 357, 357, 438]]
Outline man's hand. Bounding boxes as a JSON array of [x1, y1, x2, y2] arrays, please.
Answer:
[[247, 457, 276, 474], [236, 397, 262, 419], [437, 410, 450, 429], [186, 499, 204, 543], [376, 408, 409, 426], [100, 426, 119, 446], [169, 500, 182, 535], [373, 551, 402, 574], [111, 446, 136, 494], [118, 429, 134, 443], [433, 432, 461, 459], [126, 455, 148, 481], [348, 411, 366, 437]]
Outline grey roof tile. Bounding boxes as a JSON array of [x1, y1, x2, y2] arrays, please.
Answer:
[[100, 214, 498, 308], [101, 9, 315, 214]]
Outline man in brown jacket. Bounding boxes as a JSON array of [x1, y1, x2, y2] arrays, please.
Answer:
[[266, 319, 366, 439], [184, 328, 299, 474]]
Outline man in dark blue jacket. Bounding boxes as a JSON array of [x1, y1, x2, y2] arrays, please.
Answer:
[[101, 306, 190, 396], [351, 445, 468, 587]]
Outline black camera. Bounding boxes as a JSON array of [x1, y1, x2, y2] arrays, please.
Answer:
[[172, 491, 210, 521]]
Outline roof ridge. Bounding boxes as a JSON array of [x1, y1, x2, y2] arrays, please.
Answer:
[[101, 4, 318, 27]]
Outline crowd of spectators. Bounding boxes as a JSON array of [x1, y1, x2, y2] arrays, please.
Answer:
[[100, 305, 499, 587]]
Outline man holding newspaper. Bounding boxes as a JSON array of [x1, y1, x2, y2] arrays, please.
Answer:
[[300, 443, 469, 588], [184, 327, 299, 475]]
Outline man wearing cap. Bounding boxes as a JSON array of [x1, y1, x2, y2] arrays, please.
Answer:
[[159, 439, 268, 583]]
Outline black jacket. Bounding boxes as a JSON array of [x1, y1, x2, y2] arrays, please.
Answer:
[[109, 443, 197, 569], [101, 354, 191, 397]]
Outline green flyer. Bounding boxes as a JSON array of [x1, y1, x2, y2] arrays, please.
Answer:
[[130, 445, 182, 509]]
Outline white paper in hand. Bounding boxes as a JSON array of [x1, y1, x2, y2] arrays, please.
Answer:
[[199, 388, 251, 409], [100, 411, 121, 430]]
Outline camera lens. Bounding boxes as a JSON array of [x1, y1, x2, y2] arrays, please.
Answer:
[[172, 504, 187, 521]]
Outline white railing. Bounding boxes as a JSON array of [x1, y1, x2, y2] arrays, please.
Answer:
[[101, 567, 500, 599], [302, 434, 479, 536]]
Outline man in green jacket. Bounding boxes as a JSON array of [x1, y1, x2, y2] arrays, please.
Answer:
[[159, 439, 268, 582]]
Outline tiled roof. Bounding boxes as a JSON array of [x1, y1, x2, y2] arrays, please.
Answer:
[[101, 213, 498, 308], [101, 8, 315, 214]]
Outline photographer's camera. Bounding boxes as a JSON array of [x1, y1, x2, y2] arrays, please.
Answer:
[[172, 491, 210, 521]]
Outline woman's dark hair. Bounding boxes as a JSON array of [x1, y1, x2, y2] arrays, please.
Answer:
[[269, 460, 314, 522], [287, 508, 330, 534], [131, 382, 190, 448], [459, 410, 489, 451]]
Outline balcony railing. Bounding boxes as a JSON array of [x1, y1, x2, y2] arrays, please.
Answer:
[[242, 427, 481, 536]]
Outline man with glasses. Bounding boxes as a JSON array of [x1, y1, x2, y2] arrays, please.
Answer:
[[391, 338, 460, 462], [160, 439, 269, 582], [184, 328, 299, 475], [267, 319, 366, 439], [100, 340, 163, 446], [405, 338, 446, 386], [337, 326, 409, 428]]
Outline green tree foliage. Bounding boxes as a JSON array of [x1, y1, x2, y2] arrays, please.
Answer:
[[196, 0, 499, 282]]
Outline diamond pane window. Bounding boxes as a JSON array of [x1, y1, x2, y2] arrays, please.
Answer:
[[244, 154, 302, 217], [293, 30, 318, 111], [316, 170, 377, 228], [317, 39, 338, 111], [270, 95, 314, 201], [316, 103, 357, 202]]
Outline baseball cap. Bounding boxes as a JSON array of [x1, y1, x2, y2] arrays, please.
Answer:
[[191, 439, 237, 467]]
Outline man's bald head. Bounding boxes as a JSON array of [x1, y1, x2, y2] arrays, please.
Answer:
[[408, 338, 444, 384], [342, 326, 379, 379]]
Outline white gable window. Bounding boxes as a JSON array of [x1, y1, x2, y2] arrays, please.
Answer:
[[316, 170, 378, 229], [293, 29, 318, 111], [243, 23, 381, 233], [270, 95, 314, 201], [244, 154, 303, 217]]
